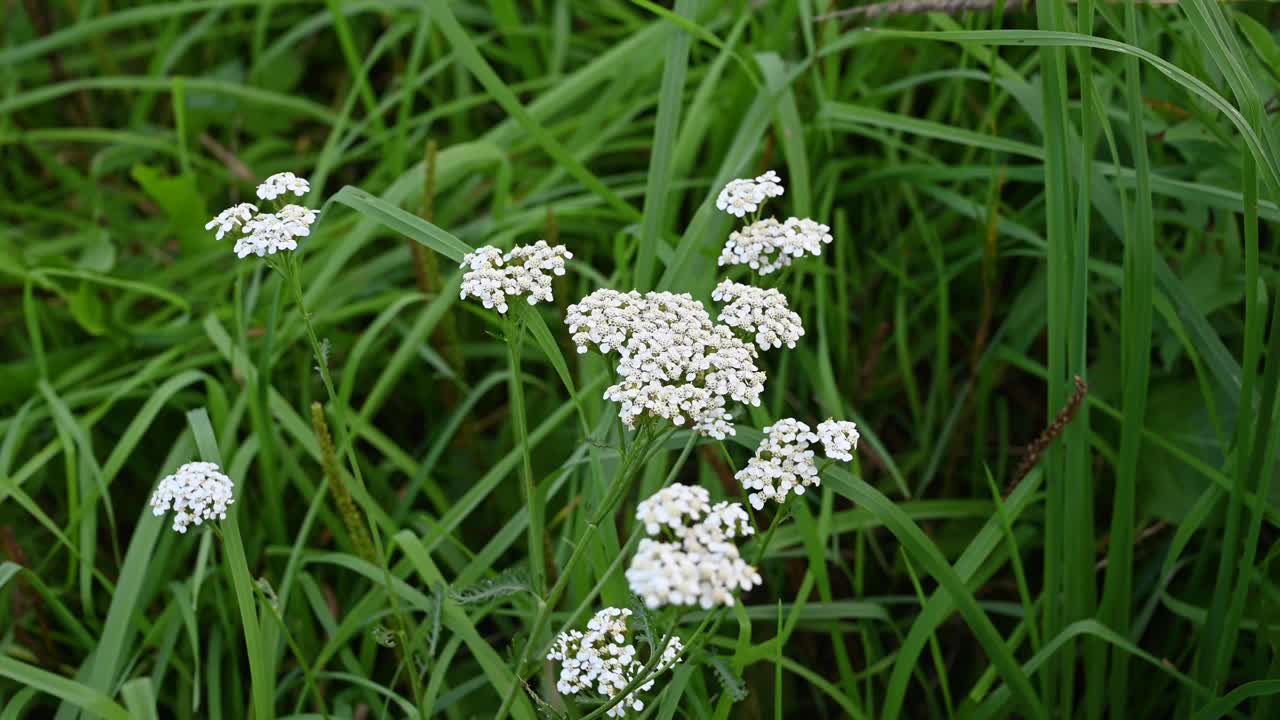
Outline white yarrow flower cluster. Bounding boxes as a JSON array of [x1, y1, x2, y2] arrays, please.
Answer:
[[204, 203, 258, 240], [735, 419, 820, 510], [718, 216, 834, 275], [735, 417, 860, 509], [565, 290, 765, 438], [715, 170, 785, 217], [205, 172, 319, 259], [149, 461, 235, 533], [459, 240, 572, 314], [234, 207, 316, 258], [712, 280, 805, 350], [626, 485, 762, 608], [255, 171, 310, 200], [547, 607, 683, 717], [817, 419, 860, 461]]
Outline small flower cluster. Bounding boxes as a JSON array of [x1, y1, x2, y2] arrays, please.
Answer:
[[717, 216, 833, 275], [735, 418, 859, 510], [626, 485, 762, 608], [817, 419, 860, 462], [547, 607, 683, 717], [255, 171, 310, 201], [204, 172, 318, 259], [711, 280, 805, 350], [149, 461, 235, 533], [459, 240, 572, 314], [566, 290, 764, 438], [715, 170, 785, 217], [711, 170, 833, 275]]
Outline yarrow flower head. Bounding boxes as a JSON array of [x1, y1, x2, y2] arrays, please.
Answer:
[[817, 419, 860, 461], [735, 419, 820, 510], [735, 417, 861, 509], [235, 212, 304, 258], [459, 240, 572, 315], [626, 485, 762, 608], [547, 607, 683, 717], [149, 461, 235, 533], [717, 216, 833, 275], [256, 172, 310, 201], [565, 290, 766, 438], [205, 172, 319, 259], [204, 203, 257, 240], [711, 280, 805, 350], [715, 170, 785, 218]]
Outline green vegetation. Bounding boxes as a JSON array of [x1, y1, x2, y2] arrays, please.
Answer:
[[3, 1, 1279, 718]]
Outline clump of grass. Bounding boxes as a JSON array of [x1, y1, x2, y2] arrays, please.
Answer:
[[2, 2, 1279, 718]]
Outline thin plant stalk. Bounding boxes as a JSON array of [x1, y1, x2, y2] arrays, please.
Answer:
[[494, 423, 676, 719], [274, 252, 426, 712], [506, 314, 545, 595]]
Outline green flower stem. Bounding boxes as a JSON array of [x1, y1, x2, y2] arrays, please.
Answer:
[[506, 315, 545, 596], [549, 431, 701, 642], [276, 253, 426, 713], [494, 423, 675, 720]]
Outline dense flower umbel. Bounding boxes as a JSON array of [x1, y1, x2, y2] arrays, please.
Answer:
[[205, 172, 319, 258], [714, 170, 785, 217], [735, 419, 821, 510], [565, 290, 765, 438], [626, 485, 762, 608], [547, 607, 683, 717], [149, 461, 235, 533], [736, 417, 860, 509], [459, 240, 572, 314], [712, 280, 805, 351], [817, 419, 860, 461], [717, 216, 833, 275]]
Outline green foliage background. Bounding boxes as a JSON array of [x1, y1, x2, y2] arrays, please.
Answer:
[[2, 1, 1280, 718]]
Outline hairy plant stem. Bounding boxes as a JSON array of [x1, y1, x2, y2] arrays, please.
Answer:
[[275, 254, 426, 713], [494, 422, 675, 720]]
